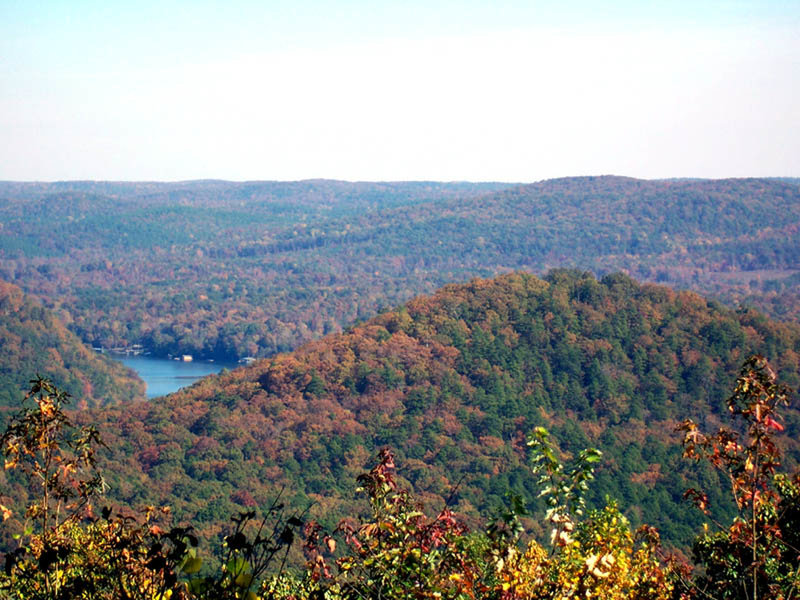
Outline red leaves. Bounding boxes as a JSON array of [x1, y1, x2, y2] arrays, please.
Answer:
[[302, 521, 332, 581], [678, 355, 800, 598], [683, 489, 710, 514], [679, 355, 792, 519], [310, 450, 483, 597], [764, 416, 784, 432]]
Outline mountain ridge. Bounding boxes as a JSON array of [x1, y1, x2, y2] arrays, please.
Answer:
[[5, 176, 799, 360], [77, 270, 800, 548]]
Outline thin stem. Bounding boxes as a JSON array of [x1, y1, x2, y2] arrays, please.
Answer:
[[751, 434, 760, 600]]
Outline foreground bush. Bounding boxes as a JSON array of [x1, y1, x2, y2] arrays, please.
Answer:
[[1, 356, 799, 599], [262, 431, 674, 600], [494, 428, 673, 600], [0, 377, 302, 600]]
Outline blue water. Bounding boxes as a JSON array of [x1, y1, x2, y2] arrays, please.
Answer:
[[116, 355, 238, 399]]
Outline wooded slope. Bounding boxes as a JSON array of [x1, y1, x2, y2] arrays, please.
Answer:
[[0, 279, 144, 409], [85, 271, 800, 547]]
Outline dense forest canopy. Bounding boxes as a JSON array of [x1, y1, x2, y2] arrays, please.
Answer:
[[31, 270, 795, 553], [1, 177, 799, 360]]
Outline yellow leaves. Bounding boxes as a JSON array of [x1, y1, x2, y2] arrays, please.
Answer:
[[554, 529, 574, 546], [0, 503, 11, 521], [585, 553, 600, 571], [547, 512, 576, 548], [235, 571, 254, 588], [181, 555, 203, 574], [724, 441, 741, 453], [586, 553, 615, 579], [361, 523, 379, 537], [38, 396, 55, 418], [497, 505, 673, 600]]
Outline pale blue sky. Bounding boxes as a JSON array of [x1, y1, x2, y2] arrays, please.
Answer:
[[1, 1, 798, 181]]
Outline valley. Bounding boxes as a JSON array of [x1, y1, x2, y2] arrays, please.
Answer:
[[1, 178, 799, 596], [1, 177, 799, 363], [4, 1, 798, 594]]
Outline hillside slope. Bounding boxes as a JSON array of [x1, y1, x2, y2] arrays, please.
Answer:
[[0, 279, 144, 409], [87, 271, 800, 546]]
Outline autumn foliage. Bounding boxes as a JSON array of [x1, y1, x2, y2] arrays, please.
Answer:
[[1, 355, 798, 598], [678, 356, 800, 599], [4, 177, 800, 361]]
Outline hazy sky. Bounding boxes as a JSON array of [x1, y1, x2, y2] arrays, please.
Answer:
[[1, 1, 798, 182]]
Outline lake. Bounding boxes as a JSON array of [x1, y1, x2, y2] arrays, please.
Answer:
[[116, 355, 238, 399]]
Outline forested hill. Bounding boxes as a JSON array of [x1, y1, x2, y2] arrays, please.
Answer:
[[1, 177, 799, 361], [0, 279, 144, 409], [83, 271, 800, 548]]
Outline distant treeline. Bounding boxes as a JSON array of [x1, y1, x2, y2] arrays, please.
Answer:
[[1, 177, 799, 360]]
